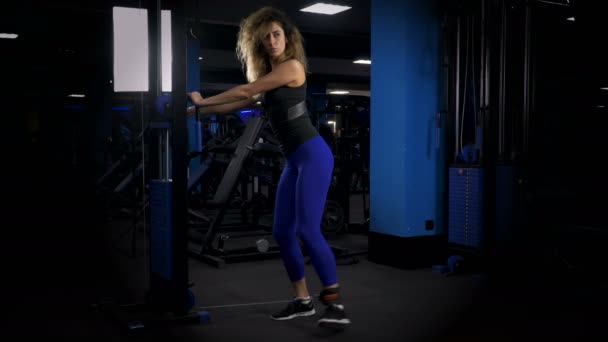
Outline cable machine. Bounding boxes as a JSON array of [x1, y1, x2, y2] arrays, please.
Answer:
[[97, 0, 210, 331]]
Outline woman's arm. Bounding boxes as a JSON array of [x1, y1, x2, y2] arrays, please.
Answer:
[[188, 59, 304, 109], [186, 97, 258, 116]]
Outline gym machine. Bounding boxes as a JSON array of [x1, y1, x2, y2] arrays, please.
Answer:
[[188, 115, 284, 268], [97, 1, 209, 331], [311, 93, 371, 264]]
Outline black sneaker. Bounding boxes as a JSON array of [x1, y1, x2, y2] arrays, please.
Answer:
[[318, 304, 351, 329], [270, 298, 316, 320]]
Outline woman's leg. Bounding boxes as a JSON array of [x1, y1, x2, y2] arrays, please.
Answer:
[[271, 136, 349, 325], [272, 161, 309, 297], [291, 137, 338, 289], [291, 137, 351, 328], [270, 161, 316, 320]]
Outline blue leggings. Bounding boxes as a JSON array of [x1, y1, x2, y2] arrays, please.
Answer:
[[272, 135, 337, 287]]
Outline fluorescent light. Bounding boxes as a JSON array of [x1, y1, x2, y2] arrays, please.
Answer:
[[68, 94, 85, 98], [598, 105, 605, 108], [300, 3, 351, 15], [329, 90, 349, 95], [161, 10, 172, 92], [0, 33, 18, 39], [567, 17, 575, 21], [601, 87, 608, 91], [198, 56, 203, 60], [113, 7, 149, 92], [354, 59, 371, 65]]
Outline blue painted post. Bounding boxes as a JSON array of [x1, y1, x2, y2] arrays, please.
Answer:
[[369, 0, 446, 268]]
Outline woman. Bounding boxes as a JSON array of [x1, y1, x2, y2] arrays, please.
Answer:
[[187, 6, 350, 329]]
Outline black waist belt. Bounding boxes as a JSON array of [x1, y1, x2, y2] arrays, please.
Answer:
[[267, 101, 308, 122], [286, 101, 307, 120]]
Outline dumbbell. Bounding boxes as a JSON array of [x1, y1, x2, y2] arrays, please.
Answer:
[[256, 238, 269, 253]]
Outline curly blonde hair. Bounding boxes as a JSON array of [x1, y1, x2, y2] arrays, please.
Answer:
[[236, 6, 308, 83]]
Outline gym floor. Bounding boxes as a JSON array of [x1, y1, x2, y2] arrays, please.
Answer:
[[5, 204, 607, 342]]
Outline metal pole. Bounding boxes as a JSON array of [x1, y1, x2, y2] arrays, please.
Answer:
[[498, 0, 507, 160], [522, 2, 532, 157], [170, 0, 190, 315], [479, 0, 486, 162], [165, 130, 170, 180], [455, 16, 461, 161]]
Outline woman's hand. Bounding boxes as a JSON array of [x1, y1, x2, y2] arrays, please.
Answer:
[[186, 106, 197, 115], [187, 91, 204, 106]]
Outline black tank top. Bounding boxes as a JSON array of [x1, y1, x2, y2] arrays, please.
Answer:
[[264, 81, 319, 156]]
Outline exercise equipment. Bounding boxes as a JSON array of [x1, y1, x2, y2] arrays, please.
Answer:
[[188, 115, 283, 268], [447, 254, 465, 273], [432, 254, 465, 276], [322, 200, 345, 234], [97, 3, 209, 331], [448, 167, 484, 249], [306, 93, 371, 265], [447, 8, 486, 256], [255, 238, 270, 253], [155, 94, 173, 117], [97, 120, 210, 331], [311, 94, 371, 236]]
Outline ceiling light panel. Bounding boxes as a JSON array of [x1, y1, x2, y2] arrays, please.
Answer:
[[300, 3, 352, 15]]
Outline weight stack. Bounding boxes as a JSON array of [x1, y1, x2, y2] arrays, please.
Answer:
[[448, 166, 484, 249], [150, 179, 173, 280]]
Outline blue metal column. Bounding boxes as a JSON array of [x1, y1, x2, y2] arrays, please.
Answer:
[[369, 0, 446, 268]]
